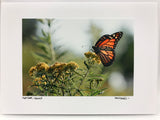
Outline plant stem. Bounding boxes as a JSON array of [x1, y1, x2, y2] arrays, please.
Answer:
[[61, 87, 64, 96], [89, 81, 92, 89], [78, 69, 89, 90], [74, 71, 83, 77], [73, 68, 90, 96], [49, 37, 55, 63], [47, 20, 55, 63]]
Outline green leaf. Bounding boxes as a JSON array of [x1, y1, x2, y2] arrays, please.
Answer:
[[47, 19, 51, 27], [35, 52, 51, 60], [41, 29, 47, 37], [44, 91, 48, 96], [36, 42, 49, 54], [31, 36, 46, 44], [37, 19, 45, 24], [73, 71, 83, 77], [47, 34, 51, 44], [31, 36, 38, 41], [77, 68, 83, 71], [47, 19, 54, 27], [77, 90, 84, 96], [91, 88, 107, 96], [39, 36, 48, 42], [87, 77, 103, 82], [88, 74, 104, 77], [39, 86, 44, 91], [32, 52, 44, 61], [56, 51, 67, 60], [32, 52, 51, 63]]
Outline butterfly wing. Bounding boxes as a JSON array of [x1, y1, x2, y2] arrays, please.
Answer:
[[93, 32, 123, 67], [97, 47, 115, 67], [95, 32, 123, 49]]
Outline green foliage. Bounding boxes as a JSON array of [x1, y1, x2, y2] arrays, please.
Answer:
[[28, 52, 107, 96], [31, 19, 66, 64], [27, 21, 108, 96]]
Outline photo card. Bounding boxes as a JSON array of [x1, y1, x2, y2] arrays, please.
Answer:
[[0, 0, 158, 114]]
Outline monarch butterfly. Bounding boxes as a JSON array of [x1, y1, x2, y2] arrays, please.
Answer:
[[92, 32, 123, 67]]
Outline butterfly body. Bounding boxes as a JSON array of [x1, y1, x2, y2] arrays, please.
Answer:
[[92, 32, 123, 67], [92, 46, 100, 54]]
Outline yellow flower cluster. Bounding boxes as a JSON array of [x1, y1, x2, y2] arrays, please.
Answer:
[[33, 77, 47, 86], [29, 61, 79, 77], [49, 62, 67, 72], [48, 61, 79, 73], [84, 51, 101, 64], [29, 61, 79, 88], [66, 61, 79, 70], [42, 74, 46, 79], [29, 62, 49, 76], [33, 77, 42, 85], [29, 66, 37, 76], [36, 62, 49, 72]]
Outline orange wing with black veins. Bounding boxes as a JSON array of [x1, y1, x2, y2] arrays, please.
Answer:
[[95, 32, 123, 49]]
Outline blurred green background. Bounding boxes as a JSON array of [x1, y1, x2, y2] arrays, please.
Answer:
[[23, 19, 134, 96]]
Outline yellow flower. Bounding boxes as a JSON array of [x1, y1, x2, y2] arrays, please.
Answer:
[[84, 51, 101, 64], [97, 60, 101, 64], [91, 58, 96, 64], [84, 51, 93, 58], [58, 63, 67, 71], [65, 70, 70, 74], [29, 66, 37, 76], [34, 78, 38, 81], [48, 62, 67, 72], [33, 77, 42, 85], [36, 62, 49, 72], [66, 61, 79, 70], [84, 51, 98, 59], [38, 80, 42, 84], [94, 55, 101, 64], [34, 77, 41, 82], [44, 82, 47, 85], [50, 62, 61, 69], [42, 74, 46, 79]]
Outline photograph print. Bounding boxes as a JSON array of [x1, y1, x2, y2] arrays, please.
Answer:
[[23, 19, 134, 96]]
